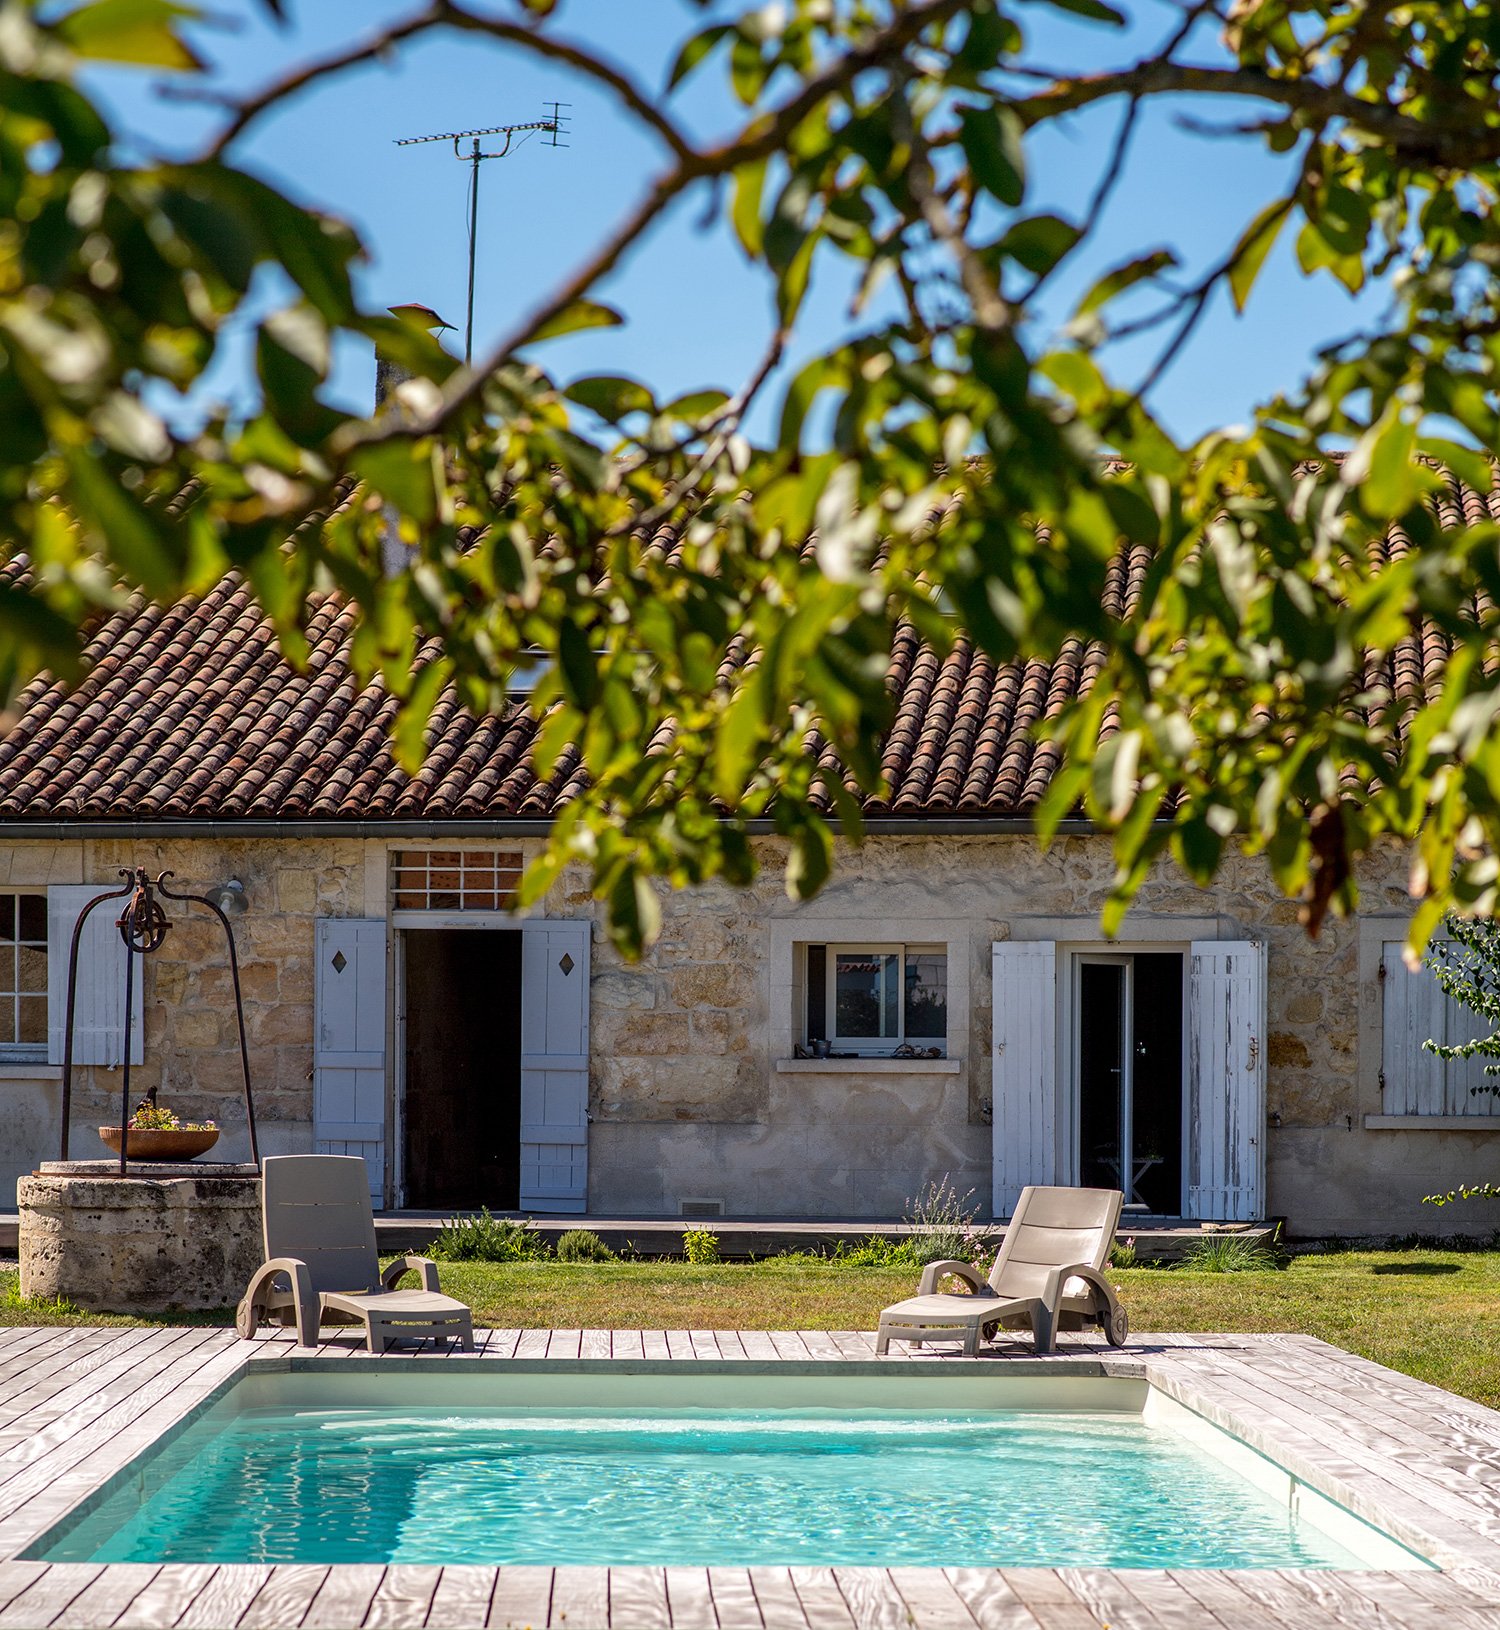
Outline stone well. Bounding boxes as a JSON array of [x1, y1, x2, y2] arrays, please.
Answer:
[[19, 1162, 261, 1313]]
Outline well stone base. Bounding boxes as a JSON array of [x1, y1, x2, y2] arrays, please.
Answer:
[[19, 1163, 262, 1313]]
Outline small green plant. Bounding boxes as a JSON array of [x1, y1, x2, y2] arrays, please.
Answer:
[[1178, 1232, 1284, 1272], [426, 1209, 550, 1263], [1109, 1236, 1139, 1270], [125, 1097, 216, 1132], [1, 1282, 81, 1316], [904, 1174, 989, 1265], [682, 1228, 721, 1265], [556, 1228, 615, 1263], [829, 1237, 923, 1269]]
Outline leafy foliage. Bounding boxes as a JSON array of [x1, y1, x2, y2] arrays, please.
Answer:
[[555, 1227, 616, 1263], [903, 1175, 990, 1266], [426, 1209, 550, 1263], [1424, 918, 1500, 1089], [681, 1228, 722, 1265], [12, 1, 1500, 950]]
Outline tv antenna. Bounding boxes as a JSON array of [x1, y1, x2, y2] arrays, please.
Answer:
[[396, 103, 570, 365]]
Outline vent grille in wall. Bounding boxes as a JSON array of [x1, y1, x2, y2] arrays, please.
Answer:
[[679, 1199, 725, 1218]]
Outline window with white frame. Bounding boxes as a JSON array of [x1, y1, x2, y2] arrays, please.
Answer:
[[805, 943, 948, 1055], [0, 892, 47, 1058]]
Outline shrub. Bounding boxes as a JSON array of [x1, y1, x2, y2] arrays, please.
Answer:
[[1109, 1236, 1139, 1270], [682, 1228, 721, 1265], [1178, 1232, 1284, 1272], [556, 1228, 615, 1263], [829, 1237, 923, 1269], [904, 1174, 989, 1265], [426, 1209, 550, 1263]]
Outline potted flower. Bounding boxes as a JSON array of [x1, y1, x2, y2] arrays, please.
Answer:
[[99, 1098, 219, 1161]]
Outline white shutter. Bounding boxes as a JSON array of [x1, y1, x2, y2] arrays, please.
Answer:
[[991, 940, 1057, 1217], [314, 918, 387, 1207], [47, 885, 144, 1067], [1381, 944, 1500, 1116], [520, 918, 591, 1213], [1187, 939, 1265, 1221]]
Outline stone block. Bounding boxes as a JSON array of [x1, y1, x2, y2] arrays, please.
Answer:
[[1268, 1032, 1311, 1069], [597, 1011, 691, 1057], [249, 1002, 313, 1047], [592, 970, 656, 1011], [689, 1009, 748, 1057], [666, 964, 746, 1011], [174, 1009, 222, 1049], [151, 960, 188, 1005], [237, 960, 280, 1004], [276, 869, 318, 914], [19, 1170, 262, 1312]]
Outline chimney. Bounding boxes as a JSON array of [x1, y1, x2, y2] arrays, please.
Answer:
[[374, 303, 453, 579]]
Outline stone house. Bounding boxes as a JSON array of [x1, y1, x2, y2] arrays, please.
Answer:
[[0, 536, 1493, 1238]]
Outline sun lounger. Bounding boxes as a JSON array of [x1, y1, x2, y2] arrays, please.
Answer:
[[236, 1154, 475, 1352], [876, 1184, 1127, 1356]]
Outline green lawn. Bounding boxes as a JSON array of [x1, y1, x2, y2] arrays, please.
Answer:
[[6, 1248, 1500, 1408]]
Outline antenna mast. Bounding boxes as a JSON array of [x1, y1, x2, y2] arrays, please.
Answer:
[[396, 104, 570, 365]]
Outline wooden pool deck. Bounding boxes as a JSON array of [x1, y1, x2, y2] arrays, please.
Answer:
[[1, 1324, 1499, 1628]]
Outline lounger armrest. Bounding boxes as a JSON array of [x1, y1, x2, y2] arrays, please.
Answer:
[[382, 1254, 441, 1292], [243, 1257, 316, 1347], [917, 1259, 988, 1295], [1040, 1261, 1117, 1312]]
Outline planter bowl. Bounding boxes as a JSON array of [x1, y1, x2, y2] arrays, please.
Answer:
[[98, 1126, 220, 1162]]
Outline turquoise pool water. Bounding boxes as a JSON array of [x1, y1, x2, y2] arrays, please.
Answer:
[[41, 1406, 1382, 1569]]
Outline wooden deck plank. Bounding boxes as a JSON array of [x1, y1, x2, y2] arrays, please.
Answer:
[[789, 1566, 856, 1629], [664, 1332, 694, 1362], [745, 1569, 809, 1630], [1054, 1569, 1161, 1630], [0, 1562, 53, 1616], [544, 1331, 582, 1362], [942, 1569, 1043, 1630], [0, 1565, 102, 1629], [426, 1567, 497, 1630], [606, 1567, 670, 1630], [832, 1567, 922, 1630], [547, 1565, 608, 1630], [363, 1563, 441, 1628], [487, 1566, 552, 1630], [513, 1331, 549, 1360], [610, 1331, 645, 1362], [641, 1332, 670, 1361], [237, 1564, 331, 1630], [997, 1571, 1101, 1630], [112, 1564, 222, 1630], [174, 1565, 274, 1629], [887, 1568, 979, 1630], [707, 1568, 765, 1630], [302, 1564, 387, 1629], [1102, 1569, 1237, 1630], [580, 1331, 611, 1362], [662, 1567, 716, 1630], [50, 1563, 160, 1630]]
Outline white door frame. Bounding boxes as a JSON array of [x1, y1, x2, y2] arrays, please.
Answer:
[[1058, 942, 1190, 1214], [391, 910, 524, 1211]]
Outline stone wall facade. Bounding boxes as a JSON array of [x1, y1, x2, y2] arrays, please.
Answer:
[[0, 829, 1493, 1237]]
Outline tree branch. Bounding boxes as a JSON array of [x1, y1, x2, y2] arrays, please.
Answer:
[[201, 0, 695, 166]]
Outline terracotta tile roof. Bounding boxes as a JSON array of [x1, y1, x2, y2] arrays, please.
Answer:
[[0, 469, 1491, 824]]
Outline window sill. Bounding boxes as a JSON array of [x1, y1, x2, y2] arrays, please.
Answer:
[[775, 1057, 962, 1075], [0, 1063, 60, 1081], [1364, 1114, 1500, 1131]]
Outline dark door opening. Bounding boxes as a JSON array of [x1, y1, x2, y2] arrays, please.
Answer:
[[1078, 952, 1184, 1214], [403, 929, 522, 1209]]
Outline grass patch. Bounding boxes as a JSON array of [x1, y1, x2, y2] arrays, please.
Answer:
[[4, 1247, 1500, 1408]]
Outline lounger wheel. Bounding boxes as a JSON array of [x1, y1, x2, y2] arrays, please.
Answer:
[[981, 1320, 1000, 1343], [1104, 1307, 1129, 1347], [234, 1296, 262, 1340]]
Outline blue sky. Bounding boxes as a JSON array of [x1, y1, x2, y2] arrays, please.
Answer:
[[87, 0, 1391, 444]]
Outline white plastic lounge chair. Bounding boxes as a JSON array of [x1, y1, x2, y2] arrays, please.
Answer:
[[236, 1154, 475, 1353], [876, 1185, 1128, 1356]]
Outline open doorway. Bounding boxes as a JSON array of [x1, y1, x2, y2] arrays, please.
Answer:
[[402, 929, 522, 1208], [1077, 951, 1183, 1214]]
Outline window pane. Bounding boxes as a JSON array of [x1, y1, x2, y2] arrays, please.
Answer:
[[905, 950, 948, 1038], [17, 894, 44, 944], [0, 896, 16, 943], [835, 951, 898, 1038], [17, 945, 45, 994], [17, 997, 45, 1045], [806, 945, 827, 1041]]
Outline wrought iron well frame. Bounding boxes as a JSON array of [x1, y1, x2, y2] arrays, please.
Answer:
[[57, 867, 260, 1174]]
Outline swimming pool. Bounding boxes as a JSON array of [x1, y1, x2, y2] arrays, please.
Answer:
[[29, 1371, 1428, 1571]]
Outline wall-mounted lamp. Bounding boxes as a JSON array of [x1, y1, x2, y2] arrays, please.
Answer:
[[205, 878, 248, 918]]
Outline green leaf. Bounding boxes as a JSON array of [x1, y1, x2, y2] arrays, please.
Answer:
[[732, 157, 768, 258], [349, 439, 438, 526], [57, 0, 204, 70], [662, 388, 730, 421], [1228, 199, 1289, 313], [528, 300, 624, 344], [1364, 410, 1419, 516], [998, 213, 1080, 277], [564, 375, 655, 421], [785, 818, 833, 900], [667, 22, 731, 89], [957, 105, 1026, 207], [1041, 0, 1124, 22], [557, 619, 599, 709], [1076, 249, 1177, 316], [393, 659, 449, 773]]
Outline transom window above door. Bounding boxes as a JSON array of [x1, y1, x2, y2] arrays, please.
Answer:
[[805, 943, 948, 1056], [391, 850, 522, 912]]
